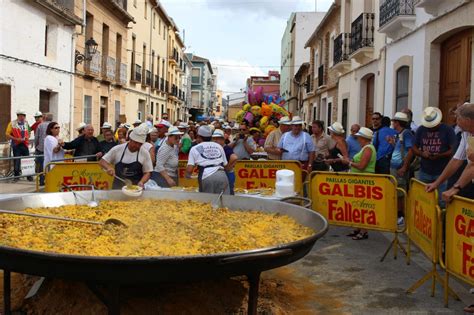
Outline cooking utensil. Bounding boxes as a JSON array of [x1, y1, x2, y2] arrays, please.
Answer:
[[211, 190, 225, 209], [0, 209, 127, 227], [113, 174, 133, 188]]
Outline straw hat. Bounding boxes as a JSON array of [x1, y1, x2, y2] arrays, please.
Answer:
[[76, 122, 86, 131], [101, 122, 112, 129], [34, 111, 43, 117], [16, 109, 26, 115], [291, 116, 303, 125], [212, 129, 225, 138], [129, 123, 149, 143], [355, 127, 374, 140], [392, 112, 409, 122], [420, 107, 442, 128], [166, 126, 184, 136], [328, 122, 345, 135], [279, 116, 291, 125]]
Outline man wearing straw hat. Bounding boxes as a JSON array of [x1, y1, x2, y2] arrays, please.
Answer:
[[277, 116, 315, 172], [412, 107, 455, 206], [264, 116, 291, 160]]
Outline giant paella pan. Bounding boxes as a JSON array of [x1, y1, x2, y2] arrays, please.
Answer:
[[0, 189, 328, 315]]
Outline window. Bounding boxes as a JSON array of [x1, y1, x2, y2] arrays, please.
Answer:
[[192, 91, 200, 108], [151, 101, 154, 115], [85, 13, 93, 49], [84, 95, 92, 124], [192, 68, 201, 84], [153, 13, 156, 29], [161, 104, 165, 116], [144, 1, 147, 19], [133, 0, 137, 7], [159, 19, 162, 35], [44, 24, 48, 56], [114, 100, 120, 128], [327, 102, 332, 127], [329, 34, 334, 67], [39, 90, 51, 113], [342, 99, 348, 136], [396, 66, 409, 112], [102, 24, 109, 58], [163, 25, 166, 40], [314, 50, 319, 79]]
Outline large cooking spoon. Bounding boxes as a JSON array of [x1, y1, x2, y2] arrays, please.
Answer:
[[0, 210, 127, 227], [113, 174, 133, 188]]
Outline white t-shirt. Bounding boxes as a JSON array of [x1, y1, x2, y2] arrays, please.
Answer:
[[43, 135, 64, 169], [141, 142, 153, 152], [453, 132, 474, 164], [102, 143, 153, 173], [188, 142, 228, 179]]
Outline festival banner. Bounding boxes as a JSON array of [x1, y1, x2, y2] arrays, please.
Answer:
[[234, 160, 303, 193], [177, 160, 198, 187], [310, 172, 398, 232], [407, 179, 438, 262], [44, 162, 113, 192], [445, 196, 474, 286]]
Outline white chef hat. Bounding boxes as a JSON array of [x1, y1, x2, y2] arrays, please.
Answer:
[[129, 123, 149, 144]]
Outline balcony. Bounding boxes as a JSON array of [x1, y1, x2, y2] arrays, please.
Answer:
[[131, 64, 142, 83], [350, 13, 375, 63], [116, 63, 127, 86], [379, 0, 416, 39], [84, 52, 101, 77], [168, 48, 178, 66], [101, 55, 116, 82], [145, 70, 152, 86], [332, 33, 351, 73], [191, 76, 200, 85], [154, 75, 159, 90]]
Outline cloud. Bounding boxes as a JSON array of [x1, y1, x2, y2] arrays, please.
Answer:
[[213, 59, 266, 96], [205, 0, 333, 18]]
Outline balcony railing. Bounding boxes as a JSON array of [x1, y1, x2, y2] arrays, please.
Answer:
[[134, 64, 142, 82], [117, 63, 127, 85], [350, 13, 375, 54], [318, 65, 324, 87], [154, 75, 159, 89], [84, 52, 101, 76], [191, 76, 200, 84], [380, 0, 415, 28], [145, 70, 152, 86], [102, 55, 116, 81], [333, 33, 351, 65]]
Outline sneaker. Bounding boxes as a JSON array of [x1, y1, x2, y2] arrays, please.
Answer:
[[397, 216, 405, 226]]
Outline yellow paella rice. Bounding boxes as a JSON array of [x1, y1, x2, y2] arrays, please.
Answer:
[[0, 200, 314, 257]]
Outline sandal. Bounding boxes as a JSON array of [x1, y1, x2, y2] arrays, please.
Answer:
[[464, 304, 474, 313], [346, 230, 360, 237], [352, 232, 368, 240]]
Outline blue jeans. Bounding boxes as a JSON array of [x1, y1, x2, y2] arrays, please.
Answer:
[[226, 171, 235, 195], [417, 170, 447, 209]]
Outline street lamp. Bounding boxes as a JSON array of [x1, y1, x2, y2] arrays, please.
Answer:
[[75, 37, 98, 66]]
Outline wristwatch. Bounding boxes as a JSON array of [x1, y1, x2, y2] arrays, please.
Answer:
[[453, 183, 462, 190]]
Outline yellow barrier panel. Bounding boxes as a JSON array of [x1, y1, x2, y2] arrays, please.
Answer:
[[44, 162, 113, 192], [442, 196, 474, 306], [310, 171, 406, 261], [310, 172, 398, 232], [234, 160, 303, 193], [177, 160, 198, 187], [405, 179, 450, 296]]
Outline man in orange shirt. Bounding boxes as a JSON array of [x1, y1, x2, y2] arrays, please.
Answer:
[[5, 110, 32, 181]]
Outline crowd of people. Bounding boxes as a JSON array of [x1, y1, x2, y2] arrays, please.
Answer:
[[5, 103, 473, 213]]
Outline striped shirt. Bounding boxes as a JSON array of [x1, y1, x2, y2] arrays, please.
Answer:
[[154, 141, 179, 177]]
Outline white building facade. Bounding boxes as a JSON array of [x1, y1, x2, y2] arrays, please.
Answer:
[[280, 12, 325, 113], [0, 0, 82, 140], [381, 0, 473, 126]]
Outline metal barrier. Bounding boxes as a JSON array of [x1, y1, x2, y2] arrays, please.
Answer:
[[0, 155, 99, 182]]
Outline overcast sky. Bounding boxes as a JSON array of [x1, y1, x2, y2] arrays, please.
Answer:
[[160, 0, 333, 96]]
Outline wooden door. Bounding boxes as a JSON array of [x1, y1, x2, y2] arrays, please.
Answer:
[[440, 28, 473, 125], [0, 85, 11, 142], [365, 75, 375, 127]]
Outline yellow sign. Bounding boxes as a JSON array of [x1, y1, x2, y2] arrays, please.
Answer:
[[44, 162, 113, 192], [310, 172, 398, 232], [177, 160, 198, 187], [445, 196, 474, 286], [234, 160, 303, 193], [407, 179, 438, 262]]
